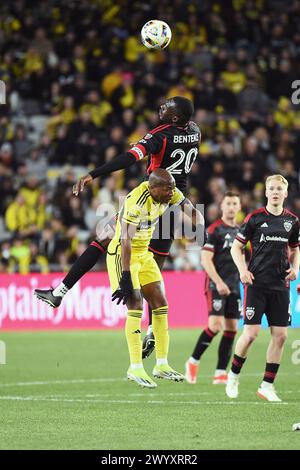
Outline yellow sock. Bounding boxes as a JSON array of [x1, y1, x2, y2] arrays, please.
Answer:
[[152, 306, 169, 360], [125, 310, 143, 365]]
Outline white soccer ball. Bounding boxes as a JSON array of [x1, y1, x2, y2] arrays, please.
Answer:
[[292, 422, 300, 431], [141, 20, 172, 50]]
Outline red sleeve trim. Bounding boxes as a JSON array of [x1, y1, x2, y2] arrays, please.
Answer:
[[202, 247, 215, 253], [235, 236, 247, 245], [289, 242, 300, 248]]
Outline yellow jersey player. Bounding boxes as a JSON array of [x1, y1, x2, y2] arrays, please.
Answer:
[[107, 168, 205, 388]]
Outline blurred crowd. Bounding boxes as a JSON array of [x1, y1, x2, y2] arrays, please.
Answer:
[[0, 0, 299, 273]]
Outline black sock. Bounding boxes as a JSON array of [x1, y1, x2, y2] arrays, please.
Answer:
[[216, 330, 237, 370], [148, 306, 153, 326], [63, 240, 106, 289], [231, 354, 246, 375], [191, 328, 217, 361], [263, 363, 280, 384]]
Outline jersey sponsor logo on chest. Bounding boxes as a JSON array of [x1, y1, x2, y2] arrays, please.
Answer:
[[259, 234, 288, 243]]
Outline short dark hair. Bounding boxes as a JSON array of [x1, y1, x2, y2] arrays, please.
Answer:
[[222, 191, 240, 200], [173, 96, 194, 123]]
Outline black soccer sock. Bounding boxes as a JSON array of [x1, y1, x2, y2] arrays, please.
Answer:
[[63, 240, 106, 289], [231, 354, 246, 375], [191, 328, 218, 361], [263, 363, 280, 384], [148, 306, 153, 326], [216, 330, 237, 370]]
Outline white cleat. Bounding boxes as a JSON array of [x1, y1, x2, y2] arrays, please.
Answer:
[[257, 384, 282, 402], [225, 372, 239, 398], [127, 367, 157, 388]]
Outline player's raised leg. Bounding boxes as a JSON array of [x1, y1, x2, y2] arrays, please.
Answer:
[[34, 221, 115, 307]]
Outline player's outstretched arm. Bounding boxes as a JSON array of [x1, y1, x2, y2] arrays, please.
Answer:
[[73, 152, 138, 196]]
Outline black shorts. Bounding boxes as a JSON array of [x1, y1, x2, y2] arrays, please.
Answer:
[[149, 205, 181, 256], [243, 284, 290, 327], [206, 290, 241, 319]]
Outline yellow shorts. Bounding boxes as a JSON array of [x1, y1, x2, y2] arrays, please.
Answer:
[[106, 245, 163, 292]]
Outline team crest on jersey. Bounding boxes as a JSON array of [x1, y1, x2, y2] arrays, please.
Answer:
[[144, 133, 153, 140], [284, 220, 292, 232], [245, 306, 255, 320], [213, 299, 222, 312]]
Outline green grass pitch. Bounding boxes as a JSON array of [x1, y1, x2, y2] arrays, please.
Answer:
[[0, 328, 300, 450]]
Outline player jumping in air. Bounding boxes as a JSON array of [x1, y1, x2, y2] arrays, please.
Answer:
[[185, 192, 242, 385], [35, 97, 201, 358], [226, 175, 300, 402], [106, 169, 205, 387]]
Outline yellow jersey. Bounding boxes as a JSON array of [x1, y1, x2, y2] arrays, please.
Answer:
[[109, 181, 185, 254]]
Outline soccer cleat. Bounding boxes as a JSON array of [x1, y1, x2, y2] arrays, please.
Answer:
[[34, 289, 62, 308], [127, 367, 157, 388], [256, 384, 282, 402], [185, 360, 199, 384], [213, 373, 228, 385], [153, 364, 185, 382], [225, 372, 239, 398], [142, 331, 155, 359]]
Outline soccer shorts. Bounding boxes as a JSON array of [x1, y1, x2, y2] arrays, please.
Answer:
[[149, 205, 182, 257], [206, 290, 241, 319], [243, 284, 290, 327], [106, 244, 163, 292]]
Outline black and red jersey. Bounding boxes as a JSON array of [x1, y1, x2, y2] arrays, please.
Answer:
[[236, 207, 300, 290], [202, 219, 240, 294], [128, 121, 201, 192]]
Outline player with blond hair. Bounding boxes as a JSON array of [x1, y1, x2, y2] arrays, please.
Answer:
[[226, 175, 300, 401]]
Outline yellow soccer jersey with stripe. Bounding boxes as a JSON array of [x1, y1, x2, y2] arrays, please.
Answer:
[[109, 181, 185, 254]]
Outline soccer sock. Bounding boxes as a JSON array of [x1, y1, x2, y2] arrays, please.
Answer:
[[125, 310, 143, 366], [53, 283, 68, 297], [152, 306, 169, 360], [216, 330, 237, 370], [191, 328, 217, 361], [262, 363, 280, 385], [62, 240, 106, 290], [230, 354, 246, 375]]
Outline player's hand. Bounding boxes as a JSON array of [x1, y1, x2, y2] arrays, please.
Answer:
[[216, 280, 231, 296], [285, 268, 298, 281], [73, 174, 93, 196], [240, 270, 254, 285], [112, 271, 133, 305]]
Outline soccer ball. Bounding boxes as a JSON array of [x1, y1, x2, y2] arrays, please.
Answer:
[[141, 20, 172, 50]]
